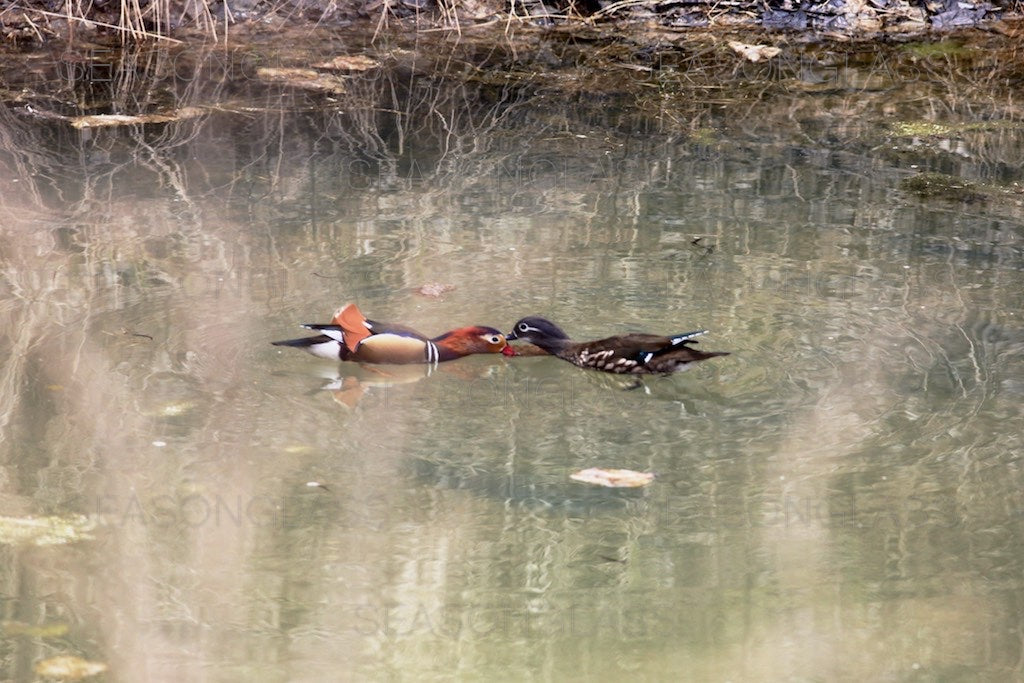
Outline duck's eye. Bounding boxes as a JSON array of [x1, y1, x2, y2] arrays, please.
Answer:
[[489, 335, 501, 344], [518, 322, 529, 331]]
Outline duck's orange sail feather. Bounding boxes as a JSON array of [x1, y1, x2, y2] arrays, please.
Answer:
[[332, 303, 372, 352]]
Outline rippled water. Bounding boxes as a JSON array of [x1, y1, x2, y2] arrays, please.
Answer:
[[0, 31, 1023, 681]]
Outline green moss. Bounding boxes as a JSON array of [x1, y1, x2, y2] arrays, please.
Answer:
[[690, 127, 718, 145], [900, 173, 984, 202], [890, 121, 955, 137], [889, 119, 1023, 138], [902, 40, 970, 59]]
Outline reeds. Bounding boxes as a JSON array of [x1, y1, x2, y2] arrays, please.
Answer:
[[5, 0, 244, 43]]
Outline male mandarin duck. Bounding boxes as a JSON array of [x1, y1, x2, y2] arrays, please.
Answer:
[[272, 303, 513, 364], [505, 316, 729, 374]]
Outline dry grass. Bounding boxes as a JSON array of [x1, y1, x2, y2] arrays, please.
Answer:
[[0, 0, 1021, 45]]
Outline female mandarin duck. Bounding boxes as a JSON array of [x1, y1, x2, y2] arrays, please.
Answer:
[[505, 317, 729, 374], [273, 303, 513, 364]]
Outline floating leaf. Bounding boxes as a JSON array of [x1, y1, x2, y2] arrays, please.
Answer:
[[68, 107, 204, 129], [570, 468, 655, 488], [728, 41, 781, 63], [256, 68, 347, 94], [314, 55, 379, 71], [257, 66, 317, 81], [34, 655, 107, 679], [0, 515, 95, 546]]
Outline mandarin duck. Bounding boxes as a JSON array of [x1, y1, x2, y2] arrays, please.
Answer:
[[505, 316, 729, 374], [273, 303, 513, 364]]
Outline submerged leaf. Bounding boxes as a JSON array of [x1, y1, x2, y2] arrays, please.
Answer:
[[415, 283, 456, 298], [3, 621, 69, 638], [34, 655, 107, 679], [570, 468, 655, 488], [0, 515, 95, 546], [315, 55, 380, 71], [157, 400, 196, 417]]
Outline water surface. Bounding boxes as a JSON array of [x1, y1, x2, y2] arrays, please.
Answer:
[[0, 30, 1023, 681]]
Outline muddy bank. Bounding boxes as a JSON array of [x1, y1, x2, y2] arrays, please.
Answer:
[[1, 0, 1022, 44]]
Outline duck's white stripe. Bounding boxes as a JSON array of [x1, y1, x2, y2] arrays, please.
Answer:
[[669, 330, 707, 345], [311, 327, 345, 344], [426, 341, 439, 364]]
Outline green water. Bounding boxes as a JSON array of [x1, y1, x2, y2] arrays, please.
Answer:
[[0, 32, 1022, 681]]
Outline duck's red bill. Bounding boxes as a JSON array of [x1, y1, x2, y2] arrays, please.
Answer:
[[501, 345, 517, 356]]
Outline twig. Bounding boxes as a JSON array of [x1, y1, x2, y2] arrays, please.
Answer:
[[19, 11, 44, 41], [592, 0, 650, 18]]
